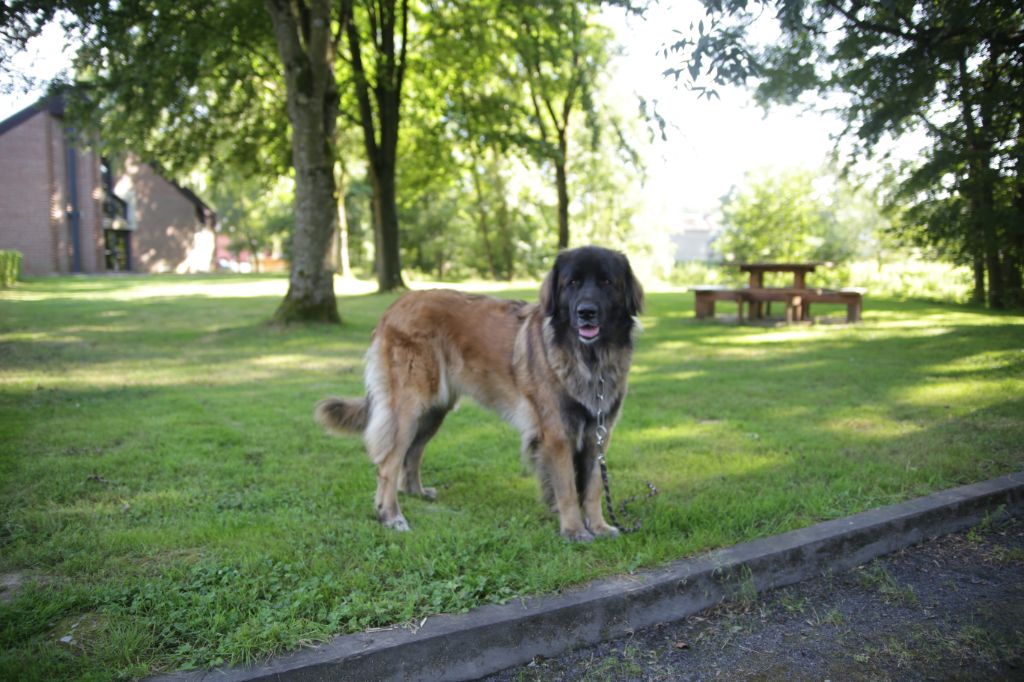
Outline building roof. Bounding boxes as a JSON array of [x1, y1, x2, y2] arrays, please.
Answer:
[[0, 95, 216, 225], [0, 96, 65, 138], [167, 175, 216, 220], [139, 159, 217, 225]]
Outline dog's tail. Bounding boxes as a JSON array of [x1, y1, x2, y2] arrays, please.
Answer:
[[314, 397, 370, 435]]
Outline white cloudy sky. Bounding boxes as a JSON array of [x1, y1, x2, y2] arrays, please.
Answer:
[[601, 2, 846, 218], [0, 1, 845, 219]]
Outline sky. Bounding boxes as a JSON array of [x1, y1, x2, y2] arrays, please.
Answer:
[[0, 2, 846, 219], [601, 2, 847, 218]]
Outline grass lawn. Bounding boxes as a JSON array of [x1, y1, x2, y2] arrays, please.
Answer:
[[1, 274, 1022, 680]]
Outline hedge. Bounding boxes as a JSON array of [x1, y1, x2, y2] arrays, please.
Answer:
[[1, 250, 23, 287]]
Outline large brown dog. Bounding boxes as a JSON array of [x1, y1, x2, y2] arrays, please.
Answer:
[[315, 246, 643, 541]]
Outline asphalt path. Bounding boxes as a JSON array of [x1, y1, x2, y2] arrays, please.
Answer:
[[483, 516, 1024, 681]]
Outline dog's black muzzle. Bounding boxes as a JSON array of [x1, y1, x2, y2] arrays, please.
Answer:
[[575, 301, 601, 344]]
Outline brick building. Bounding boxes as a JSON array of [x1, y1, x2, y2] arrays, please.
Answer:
[[113, 154, 216, 274], [0, 97, 216, 276]]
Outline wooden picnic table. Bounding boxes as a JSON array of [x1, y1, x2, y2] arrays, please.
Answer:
[[691, 261, 865, 323], [739, 262, 819, 290], [740, 263, 819, 320]]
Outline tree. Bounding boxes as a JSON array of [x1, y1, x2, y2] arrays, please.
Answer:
[[665, 0, 1024, 307], [424, 0, 638, 251], [1, 1, 342, 322], [264, 0, 342, 321], [3, 0, 645, 302], [208, 172, 294, 272], [508, 1, 602, 250], [716, 168, 870, 265], [340, 0, 408, 291]]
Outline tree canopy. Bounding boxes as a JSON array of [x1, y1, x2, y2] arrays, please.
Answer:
[[716, 167, 883, 265], [666, 0, 1024, 307], [1, 0, 645, 313]]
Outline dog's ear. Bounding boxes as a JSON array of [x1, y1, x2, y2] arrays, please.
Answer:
[[621, 253, 644, 317], [539, 254, 562, 318]]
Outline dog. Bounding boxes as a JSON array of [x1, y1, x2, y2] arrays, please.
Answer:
[[315, 246, 643, 541]]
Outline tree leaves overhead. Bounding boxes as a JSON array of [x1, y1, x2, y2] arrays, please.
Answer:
[[46, 1, 289, 178], [423, 0, 643, 249], [1, 0, 647, 288], [717, 167, 874, 265], [665, 0, 1024, 307]]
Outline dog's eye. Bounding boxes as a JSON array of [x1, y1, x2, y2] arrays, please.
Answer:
[[568, 278, 580, 287]]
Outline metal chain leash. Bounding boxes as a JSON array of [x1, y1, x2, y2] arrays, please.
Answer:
[[594, 375, 658, 534]]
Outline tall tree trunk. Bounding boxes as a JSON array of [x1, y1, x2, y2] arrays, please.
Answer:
[[469, 150, 497, 279], [250, 234, 261, 273], [977, 54, 1004, 309], [958, 52, 1003, 309], [372, 159, 405, 290], [334, 162, 352, 278], [971, 254, 986, 305], [518, 3, 583, 253], [1005, 252, 1022, 308], [265, 0, 340, 323], [343, 0, 407, 293], [1009, 111, 1024, 308], [975, 163, 1003, 308], [495, 167, 514, 279], [555, 127, 570, 250]]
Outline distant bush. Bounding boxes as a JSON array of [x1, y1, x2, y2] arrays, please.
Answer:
[[668, 261, 745, 288], [843, 260, 973, 302], [669, 258, 973, 303], [0, 250, 22, 287]]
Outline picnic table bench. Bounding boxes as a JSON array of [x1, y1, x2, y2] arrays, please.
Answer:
[[692, 263, 865, 323]]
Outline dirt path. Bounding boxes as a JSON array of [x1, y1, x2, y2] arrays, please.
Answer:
[[484, 516, 1024, 681]]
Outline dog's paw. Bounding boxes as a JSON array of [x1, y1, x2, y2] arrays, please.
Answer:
[[587, 521, 620, 538], [380, 514, 411, 532], [561, 527, 595, 543], [400, 485, 437, 500]]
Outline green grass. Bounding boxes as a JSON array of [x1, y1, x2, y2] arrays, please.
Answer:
[[1, 274, 1022, 679]]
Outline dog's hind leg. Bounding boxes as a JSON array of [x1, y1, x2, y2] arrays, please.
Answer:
[[370, 421, 416, 531], [366, 393, 420, 531], [400, 406, 447, 500]]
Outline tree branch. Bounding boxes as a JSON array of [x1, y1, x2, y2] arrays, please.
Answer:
[[341, 0, 380, 158], [396, 0, 408, 93], [825, 0, 909, 41]]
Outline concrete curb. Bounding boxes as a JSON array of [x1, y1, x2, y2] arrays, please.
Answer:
[[156, 472, 1024, 682]]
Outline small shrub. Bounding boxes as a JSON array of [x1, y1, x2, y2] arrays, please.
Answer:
[[0, 250, 23, 287]]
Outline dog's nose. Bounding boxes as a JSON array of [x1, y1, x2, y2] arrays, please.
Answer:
[[577, 302, 598, 322]]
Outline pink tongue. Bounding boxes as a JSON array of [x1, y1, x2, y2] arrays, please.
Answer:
[[579, 325, 600, 339]]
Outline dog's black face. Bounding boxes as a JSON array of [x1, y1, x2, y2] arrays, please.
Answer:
[[541, 246, 644, 348]]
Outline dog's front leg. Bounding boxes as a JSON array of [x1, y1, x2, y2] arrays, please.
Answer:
[[544, 440, 594, 542], [583, 449, 619, 538]]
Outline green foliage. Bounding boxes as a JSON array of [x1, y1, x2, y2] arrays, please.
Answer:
[[0, 250, 22, 287], [669, 258, 974, 302], [2, 1, 646, 293], [716, 168, 883, 265], [421, 0, 642, 250], [394, 0, 645, 280], [2, 275, 1023, 678], [56, 2, 288, 179], [207, 173, 293, 269], [393, 129, 555, 280], [665, 0, 1024, 308]]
